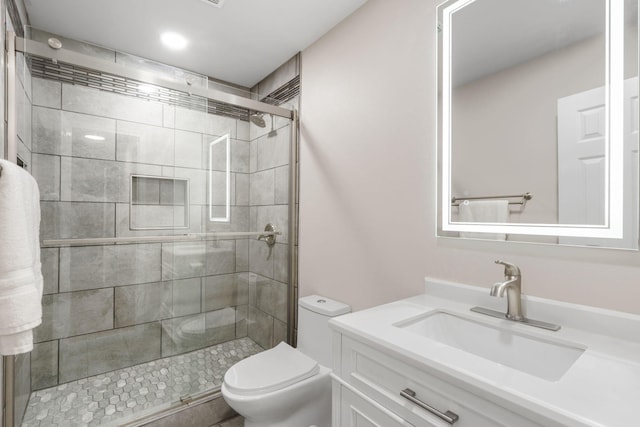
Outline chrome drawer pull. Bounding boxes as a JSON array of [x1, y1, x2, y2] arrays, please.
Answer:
[[400, 388, 459, 425]]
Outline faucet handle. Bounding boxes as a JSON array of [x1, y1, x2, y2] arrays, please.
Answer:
[[495, 260, 521, 276]]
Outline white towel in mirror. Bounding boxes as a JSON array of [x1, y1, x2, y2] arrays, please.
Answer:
[[459, 199, 509, 240]]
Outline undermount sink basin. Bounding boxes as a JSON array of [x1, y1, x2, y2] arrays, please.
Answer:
[[395, 311, 585, 381]]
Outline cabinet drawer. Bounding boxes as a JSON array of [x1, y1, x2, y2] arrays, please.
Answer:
[[338, 383, 419, 427], [340, 336, 544, 427]]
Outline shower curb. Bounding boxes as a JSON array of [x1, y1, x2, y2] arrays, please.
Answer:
[[121, 390, 236, 427]]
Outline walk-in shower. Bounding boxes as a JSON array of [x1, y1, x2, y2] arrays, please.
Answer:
[[3, 27, 299, 427]]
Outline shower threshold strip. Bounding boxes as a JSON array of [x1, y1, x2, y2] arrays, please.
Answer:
[[21, 337, 263, 427], [42, 231, 281, 247]]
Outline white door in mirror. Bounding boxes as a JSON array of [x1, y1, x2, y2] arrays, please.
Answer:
[[558, 77, 639, 248]]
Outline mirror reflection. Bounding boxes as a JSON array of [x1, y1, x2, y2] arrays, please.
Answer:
[[208, 133, 231, 222], [439, 0, 639, 248]]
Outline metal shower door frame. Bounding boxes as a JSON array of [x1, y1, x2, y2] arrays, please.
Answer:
[[3, 27, 16, 427]]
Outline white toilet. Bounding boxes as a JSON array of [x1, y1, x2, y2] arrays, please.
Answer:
[[221, 295, 351, 427]]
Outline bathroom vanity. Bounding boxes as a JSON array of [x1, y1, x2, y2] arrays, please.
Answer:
[[329, 278, 640, 426]]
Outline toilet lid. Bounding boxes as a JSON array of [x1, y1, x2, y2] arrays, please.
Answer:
[[223, 342, 320, 395]]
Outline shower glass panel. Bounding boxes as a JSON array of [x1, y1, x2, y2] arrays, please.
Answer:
[[19, 30, 293, 427]]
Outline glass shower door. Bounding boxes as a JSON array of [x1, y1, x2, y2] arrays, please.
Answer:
[[19, 31, 294, 426]]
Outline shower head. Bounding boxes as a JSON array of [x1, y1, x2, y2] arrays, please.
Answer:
[[249, 112, 266, 128]]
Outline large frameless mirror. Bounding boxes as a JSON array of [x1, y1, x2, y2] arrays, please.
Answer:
[[437, 0, 639, 249]]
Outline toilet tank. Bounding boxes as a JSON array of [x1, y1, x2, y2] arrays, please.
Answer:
[[297, 295, 351, 368]]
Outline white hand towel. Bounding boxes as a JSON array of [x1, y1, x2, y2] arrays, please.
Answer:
[[459, 199, 509, 240], [0, 160, 43, 355]]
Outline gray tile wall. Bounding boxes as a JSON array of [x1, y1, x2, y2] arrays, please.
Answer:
[[253, 55, 299, 101], [27, 42, 297, 404], [245, 54, 299, 350], [30, 76, 256, 391]]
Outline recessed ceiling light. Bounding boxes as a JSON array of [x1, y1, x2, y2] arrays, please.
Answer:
[[161, 32, 188, 50], [84, 134, 105, 141]]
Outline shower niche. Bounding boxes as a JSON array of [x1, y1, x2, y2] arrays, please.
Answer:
[[130, 175, 190, 230]]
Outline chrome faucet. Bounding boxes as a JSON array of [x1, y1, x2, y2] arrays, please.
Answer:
[[490, 260, 523, 321], [470, 260, 561, 331]]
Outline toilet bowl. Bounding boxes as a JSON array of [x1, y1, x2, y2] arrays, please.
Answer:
[[221, 342, 332, 427], [221, 295, 350, 427]]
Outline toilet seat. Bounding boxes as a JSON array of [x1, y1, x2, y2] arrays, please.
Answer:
[[223, 342, 320, 396]]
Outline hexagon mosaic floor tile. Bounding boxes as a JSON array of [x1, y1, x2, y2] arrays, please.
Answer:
[[21, 338, 263, 427]]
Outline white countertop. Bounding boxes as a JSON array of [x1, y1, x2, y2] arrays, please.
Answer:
[[329, 277, 640, 427]]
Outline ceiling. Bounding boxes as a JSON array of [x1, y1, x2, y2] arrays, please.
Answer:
[[449, 0, 611, 87], [23, 0, 367, 88]]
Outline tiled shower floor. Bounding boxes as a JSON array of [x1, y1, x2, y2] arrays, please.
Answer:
[[21, 337, 263, 427]]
